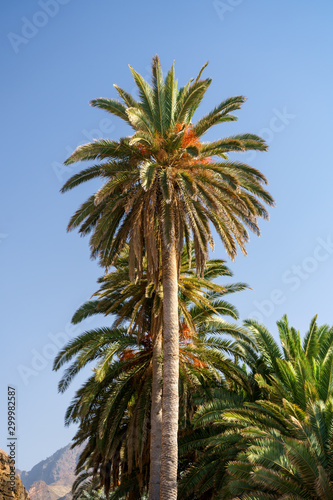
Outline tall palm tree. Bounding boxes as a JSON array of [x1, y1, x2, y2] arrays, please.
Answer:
[[61, 55, 273, 499]]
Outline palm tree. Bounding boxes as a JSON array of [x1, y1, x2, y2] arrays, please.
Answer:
[[59, 325, 217, 499], [58, 324, 239, 499], [54, 247, 246, 498], [179, 315, 333, 499], [226, 398, 333, 499], [61, 55, 273, 498], [223, 315, 333, 499], [68, 247, 245, 498], [234, 314, 333, 408]]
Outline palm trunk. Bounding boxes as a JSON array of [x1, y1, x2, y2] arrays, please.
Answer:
[[149, 330, 163, 499], [160, 231, 179, 500]]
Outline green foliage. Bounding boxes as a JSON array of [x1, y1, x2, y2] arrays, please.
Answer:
[[77, 488, 107, 499], [179, 315, 333, 499], [54, 246, 247, 499], [62, 55, 273, 279], [226, 399, 333, 499], [60, 57, 272, 498]]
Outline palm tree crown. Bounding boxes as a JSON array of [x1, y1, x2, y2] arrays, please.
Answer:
[[62, 55, 273, 277]]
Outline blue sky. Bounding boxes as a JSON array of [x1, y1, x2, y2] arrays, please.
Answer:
[[1, 0, 333, 471]]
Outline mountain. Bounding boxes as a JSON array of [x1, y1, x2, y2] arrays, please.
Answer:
[[26, 479, 72, 500], [18, 443, 84, 500], [0, 448, 30, 499]]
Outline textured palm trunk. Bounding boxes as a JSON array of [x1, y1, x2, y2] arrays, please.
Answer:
[[160, 231, 179, 500], [149, 330, 163, 499]]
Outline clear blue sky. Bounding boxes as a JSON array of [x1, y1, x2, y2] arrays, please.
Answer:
[[1, 0, 333, 471]]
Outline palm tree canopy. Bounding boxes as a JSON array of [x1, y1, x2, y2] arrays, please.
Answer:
[[62, 56, 274, 278], [234, 315, 333, 408], [53, 245, 248, 398], [178, 315, 333, 499], [68, 245, 246, 341], [225, 397, 333, 499]]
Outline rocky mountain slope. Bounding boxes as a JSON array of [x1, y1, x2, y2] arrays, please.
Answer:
[[17, 443, 83, 500], [0, 448, 30, 499], [26, 479, 72, 500]]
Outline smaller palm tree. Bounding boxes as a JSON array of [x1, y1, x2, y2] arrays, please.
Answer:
[[54, 247, 247, 499], [179, 315, 333, 499], [62, 324, 239, 499], [226, 398, 333, 499], [235, 314, 333, 407]]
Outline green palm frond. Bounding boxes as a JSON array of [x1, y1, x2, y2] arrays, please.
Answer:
[[62, 56, 273, 277], [90, 97, 131, 123]]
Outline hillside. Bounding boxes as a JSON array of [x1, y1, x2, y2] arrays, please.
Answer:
[[18, 443, 83, 500], [0, 448, 30, 499]]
